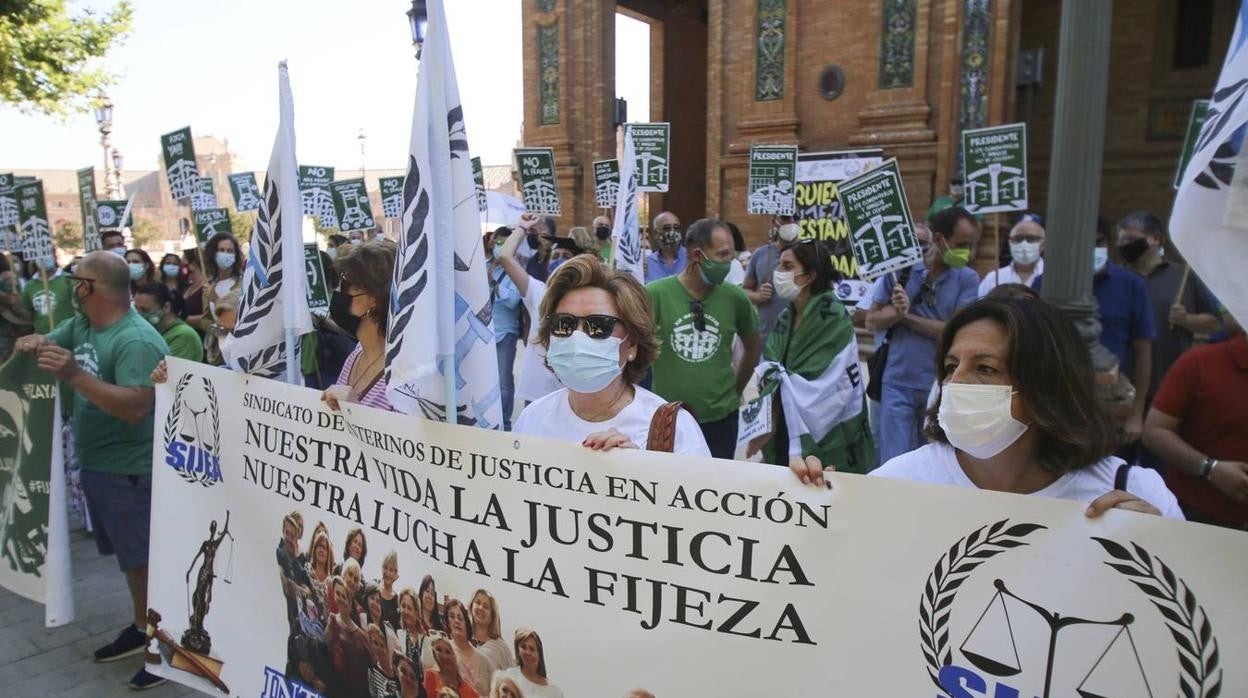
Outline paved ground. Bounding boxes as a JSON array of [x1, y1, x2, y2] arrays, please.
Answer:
[[0, 528, 199, 698]]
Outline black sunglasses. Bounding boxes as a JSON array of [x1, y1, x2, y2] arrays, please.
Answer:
[[548, 313, 622, 339], [689, 300, 706, 332]]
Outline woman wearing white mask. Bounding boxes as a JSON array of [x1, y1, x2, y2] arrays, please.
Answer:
[[869, 295, 1183, 519], [513, 255, 710, 455], [977, 216, 1045, 297], [200, 232, 245, 365], [749, 240, 874, 482]]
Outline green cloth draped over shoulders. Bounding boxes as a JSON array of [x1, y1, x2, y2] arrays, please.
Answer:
[[760, 291, 874, 474]]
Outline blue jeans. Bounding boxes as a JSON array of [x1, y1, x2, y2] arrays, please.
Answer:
[[496, 333, 518, 430], [879, 383, 930, 464]]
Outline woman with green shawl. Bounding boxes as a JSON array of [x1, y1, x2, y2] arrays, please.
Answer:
[[752, 240, 874, 482]]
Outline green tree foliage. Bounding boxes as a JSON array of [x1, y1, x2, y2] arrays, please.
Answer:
[[229, 210, 254, 244], [129, 218, 161, 250], [52, 219, 80, 253], [0, 1, 134, 116]]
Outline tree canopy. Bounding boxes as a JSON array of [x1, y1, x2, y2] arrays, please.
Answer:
[[0, 1, 133, 116]]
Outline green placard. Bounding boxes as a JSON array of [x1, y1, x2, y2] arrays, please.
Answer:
[[514, 148, 562, 215], [1173, 99, 1211, 190], [14, 180, 54, 263], [961, 123, 1028, 214], [330, 178, 376, 232], [593, 159, 620, 208], [228, 172, 262, 212], [76, 167, 102, 251], [193, 208, 231, 243], [0, 173, 20, 253], [379, 176, 405, 219], [298, 165, 336, 227], [96, 200, 132, 230], [191, 176, 217, 212], [835, 158, 922, 282], [626, 122, 671, 193], [747, 145, 799, 215], [471, 156, 488, 213], [160, 126, 199, 202], [304, 243, 331, 310]]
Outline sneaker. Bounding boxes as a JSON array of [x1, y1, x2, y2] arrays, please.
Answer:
[[128, 668, 168, 691], [94, 624, 146, 663]]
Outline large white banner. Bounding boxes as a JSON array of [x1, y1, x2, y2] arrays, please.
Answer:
[[148, 360, 1248, 697]]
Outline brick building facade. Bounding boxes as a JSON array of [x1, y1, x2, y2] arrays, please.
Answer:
[[521, 0, 1234, 255]]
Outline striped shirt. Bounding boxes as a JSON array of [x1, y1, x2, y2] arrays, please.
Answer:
[[336, 345, 395, 412]]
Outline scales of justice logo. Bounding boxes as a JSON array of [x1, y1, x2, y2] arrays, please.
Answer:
[[162, 373, 223, 486], [921, 519, 1223, 698]]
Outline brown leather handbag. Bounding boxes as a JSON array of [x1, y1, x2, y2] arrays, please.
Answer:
[[646, 401, 685, 452]]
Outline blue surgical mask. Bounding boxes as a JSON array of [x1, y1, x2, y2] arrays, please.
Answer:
[[162, 263, 181, 278], [546, 330, 623, 393], [109, 246, 127, 257], [128, 262, 146, 281], [215, 252, 236, 270], [37, 256, 57, 272], [1093, 246, 1109, 273], [547, 258, 566, 276]]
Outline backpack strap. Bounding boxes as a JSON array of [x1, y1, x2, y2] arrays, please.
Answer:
[[646, 401, 685, 453], [1114, 463, 1132, 492]]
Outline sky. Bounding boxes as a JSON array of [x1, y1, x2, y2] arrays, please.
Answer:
[[0, 0, 650, 173]]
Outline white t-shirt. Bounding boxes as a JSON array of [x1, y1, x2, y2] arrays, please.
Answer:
[[493, 666, 565, 698], [515, 386, 711, 456], [515, 277, 563, 403], [977, 258, 1045, 297], [871, 443, 1184, 519]]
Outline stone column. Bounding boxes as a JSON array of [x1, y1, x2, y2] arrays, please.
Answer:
[[1039, 0, 1116, 372]]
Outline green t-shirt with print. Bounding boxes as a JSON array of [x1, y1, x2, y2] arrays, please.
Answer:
[[49, 308, 169, 474], [161, 320, 205, 363], [21, 274, 73, 335], [646, 275, 759, 423]]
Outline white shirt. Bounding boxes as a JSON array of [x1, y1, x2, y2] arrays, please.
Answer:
[[515, 278, 564, 403], [977, 258, 1044, 297], [494, 667, 565, 698], [515, 386, 711, 456], [871, 443, 1184, 519]]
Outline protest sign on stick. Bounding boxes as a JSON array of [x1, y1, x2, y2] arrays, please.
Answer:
[[75, 167, 102, 252], [961, 123, 1029, 215], [303, 243, 330, 311], [96, 200, 133, 230], [329, 178, 376, 232], [228, 172, 262, 213], [794, 149, 884, 306], [191, 176, 218, 212], [471, 156, 488, 213], [626, 122, 671, 192], [1172, 99, 1211, 190], [192, 208, 231, 243], [298, 166, 337, 228], [161, 127, 200, 202], [835, 158, 922, 282], [379, 176, 405, 219], [747, 145, 798, 216], [593, 158, 620, 209], [514, 147, 562, 216]]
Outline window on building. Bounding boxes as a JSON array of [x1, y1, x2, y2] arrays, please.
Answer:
[[1173, 0, 1214, 70]]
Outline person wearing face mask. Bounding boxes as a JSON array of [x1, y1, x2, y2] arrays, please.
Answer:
[[644, 211, 686, 283], [513, 255, 710, 456], [101, 230, 128, 258], [592, 214, 613, 265], [486, 227, 523, 430], [870, 295, 1182, 519], [320, 240, 398, 413], [866, 208, 980, 463], [17, 249, 73, 334], [325, 233, 349, 262], [646, 218, 762, 459], [748, 240, 874, 484], [743, 214, 800, 341], [201, 232, 245, 365], [978, 215, 1045, 297], [1116, 212, 1219, 409], [133, 283, 203, 362], [124, 249, 159, 294], [521, 217, 559, 283]]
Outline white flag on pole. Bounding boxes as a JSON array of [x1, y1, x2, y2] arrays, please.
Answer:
[[1170, 1, 1248, 322], [222, 61, 311, 379], [385, 0, 503, 427], [613, 127, 644, 284]]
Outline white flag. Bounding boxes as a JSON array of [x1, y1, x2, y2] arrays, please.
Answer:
[[385, 0, 503, 427], [613, 127, 643, 284], [1170, 1, 1248, 322], [223, 62, 312, 379]]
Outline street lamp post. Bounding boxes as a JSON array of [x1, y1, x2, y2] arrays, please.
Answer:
[[358, 128, 368, 179], [93, 96, 115, 197], [407, 0, 428, 58], [112, 149, 125, 199]]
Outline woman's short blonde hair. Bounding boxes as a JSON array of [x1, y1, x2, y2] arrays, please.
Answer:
[[568, 226, 601, 253], [536, 255, 659, 385]]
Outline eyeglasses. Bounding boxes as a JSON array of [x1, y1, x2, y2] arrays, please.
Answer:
[[64, 274, 95, 291], [689, 300, 706, 332], [1009, 235, 1043, 244], [548, 312, 622, 339]]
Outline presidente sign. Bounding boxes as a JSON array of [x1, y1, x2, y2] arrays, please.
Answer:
[[961, 123, 1029, 214], [794, 149, 885, 306], [836, 158, 922, 281], [747, 145, 798, 216], [146, 360, 1248, 697]]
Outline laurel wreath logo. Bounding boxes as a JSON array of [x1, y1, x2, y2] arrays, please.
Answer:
[[1091, 537, 1223, 698], [918, 519, 1048, 692], [162, 374, 221, 487], [229, 176, 287, 377], [384, 154, 432, 385]]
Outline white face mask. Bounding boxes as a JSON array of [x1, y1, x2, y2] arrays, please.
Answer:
[[777, 223, 800, 243], [1009, 240, 1041, 266], [772, 269, 805, 301], [546, 331, 624, 394], [937, 383, 1028, 459], [1093, 246, 1109, 273]]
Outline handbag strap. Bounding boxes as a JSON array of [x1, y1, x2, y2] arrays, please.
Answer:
[[1114, 463, 1132, 492], [646, 401, 685, 453]]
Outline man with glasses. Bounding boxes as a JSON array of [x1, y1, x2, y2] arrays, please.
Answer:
[[647, 218, 762, 459], [978, 214, 1046, 297], [16, 250, 169, 690], [645, 211, 686, 283], [866, 209, 980, 463]]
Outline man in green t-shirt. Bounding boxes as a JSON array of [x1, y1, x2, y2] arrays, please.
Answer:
[[134, 282, 204, 363], [647, 218, 761, 459], [19, 255, 73, 334], [17, 250, 170, 690]]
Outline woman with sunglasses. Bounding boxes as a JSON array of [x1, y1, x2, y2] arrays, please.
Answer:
[[513, 255, 710, 455], [749, 240, 874, 484], [322, 240, 396, 413]]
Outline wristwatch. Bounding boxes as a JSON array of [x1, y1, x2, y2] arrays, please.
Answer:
[[1199, 457, 1219, 480]]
